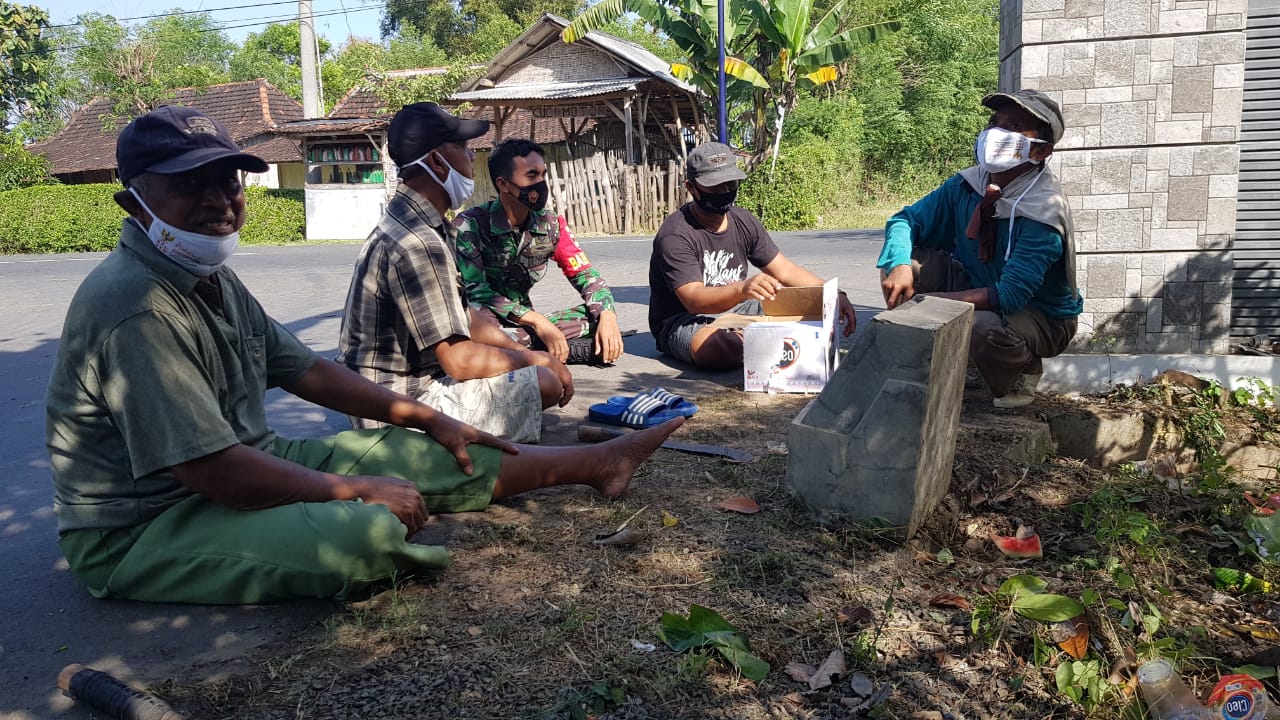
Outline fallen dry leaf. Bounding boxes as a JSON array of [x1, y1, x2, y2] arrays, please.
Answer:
[[808, 649, 846, 691], [910, 712, 944, 720], [838, 606, 873, 624], [785, 662, 816, 683], [927, 593, 973, 612], [662, 511, 678, 527], [715, 496, 761, 514], [466, 626, 482, 637], [848, 671, 873, 698], [1053, 613, 1090, 660], [782, 692, 806, 705], [593, 528, 643, 546]]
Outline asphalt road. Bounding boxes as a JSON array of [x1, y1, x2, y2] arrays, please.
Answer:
[[0, 228, 884, 718]]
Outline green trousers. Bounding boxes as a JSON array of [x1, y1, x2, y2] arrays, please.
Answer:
[[58, 427, 502, 604]]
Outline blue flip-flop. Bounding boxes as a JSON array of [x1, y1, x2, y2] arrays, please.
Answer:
[[604, 387, 699, 418], [589, 391, 686, 428]]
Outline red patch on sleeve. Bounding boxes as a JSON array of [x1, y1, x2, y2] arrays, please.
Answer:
[[553, 215, 592, 277]]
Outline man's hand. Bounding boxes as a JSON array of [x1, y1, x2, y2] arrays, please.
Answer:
[[881, 265, 915, 309], [522, 311, 569, 362], [350, 475, 429, 537], [739, 273, 782, 302], [594, 310, 624, 364], [422, 412, 519, 476], [837, 293, 857, 337], [542, 353, 575, 406]]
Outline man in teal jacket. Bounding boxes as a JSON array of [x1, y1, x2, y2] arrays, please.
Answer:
[[877, 89, 1082, 408]]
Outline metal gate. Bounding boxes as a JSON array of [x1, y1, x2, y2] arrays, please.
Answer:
[[1236, 0, 1280, 339]]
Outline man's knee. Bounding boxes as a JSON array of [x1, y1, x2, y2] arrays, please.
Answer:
[[689, 328, 744, 370], [535, 365, 563, 409]]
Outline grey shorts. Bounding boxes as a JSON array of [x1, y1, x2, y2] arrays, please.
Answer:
[[417, 366, 543, 443], [658, 300, 763, 364]]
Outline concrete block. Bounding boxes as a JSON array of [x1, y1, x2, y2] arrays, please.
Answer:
[[1106, 0, 1151, 34], [1046, 407, 1177, 468], [1193, 145, 1238, 175], [1100, 102, 1149, 145], [1167, 175, 1209, 221], [786, 296, 973, 539], [1172, 66, 1214, 113], [1162, 281, 1202, 325], [1087, 255, 1128, 296], [1188, 251, 1232, 282], [1097, 208, 1146, 250]]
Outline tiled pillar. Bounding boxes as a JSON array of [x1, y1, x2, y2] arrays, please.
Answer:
[[999, 0, 1245, 353]]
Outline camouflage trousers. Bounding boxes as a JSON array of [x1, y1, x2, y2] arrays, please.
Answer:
[[478, 305, 597, 349]]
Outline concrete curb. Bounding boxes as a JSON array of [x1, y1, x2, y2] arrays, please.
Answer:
[[1041, 353, 1280, 395]]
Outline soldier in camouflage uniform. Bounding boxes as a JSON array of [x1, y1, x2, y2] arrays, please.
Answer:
[[455, 139, 624, 365]]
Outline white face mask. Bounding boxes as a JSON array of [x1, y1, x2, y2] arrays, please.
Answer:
[[128, 187, 239, 276], [975, 127, 1046, 174], [407, 151, 474, 211]]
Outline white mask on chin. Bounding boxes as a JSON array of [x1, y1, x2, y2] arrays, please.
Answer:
[[128, 187, 239, 276], [407, 151, 475, 211], [974, 127, 1047, 174]]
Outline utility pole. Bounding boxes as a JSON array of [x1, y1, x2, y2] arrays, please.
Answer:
[[299, 0, 320, 118]]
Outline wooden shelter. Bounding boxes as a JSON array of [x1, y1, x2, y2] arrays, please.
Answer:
[[450, 14, 708, 234]]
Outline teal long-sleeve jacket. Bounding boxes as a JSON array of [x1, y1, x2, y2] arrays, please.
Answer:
[[876, 173, 1083, 320]]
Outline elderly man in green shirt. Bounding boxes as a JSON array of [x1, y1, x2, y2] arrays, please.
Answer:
[[455, 138, 625, 366], [45, 106, 684, 605]]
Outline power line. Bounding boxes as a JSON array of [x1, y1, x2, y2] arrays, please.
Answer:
[[9, 4, 385, 58], [45, 0, 301, 29]]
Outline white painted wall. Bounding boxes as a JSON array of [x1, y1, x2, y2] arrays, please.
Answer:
[[304, 186, 387, 241], [244, 163, 282, 189]]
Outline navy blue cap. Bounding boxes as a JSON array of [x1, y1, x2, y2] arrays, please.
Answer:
[[388, 102, 490, 167], [116, 106, 268, 185]]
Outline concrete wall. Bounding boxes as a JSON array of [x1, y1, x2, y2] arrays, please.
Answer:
[[999, 0, 1246, 354]]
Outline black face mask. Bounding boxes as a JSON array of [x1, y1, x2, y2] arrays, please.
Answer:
[[694, 186, 737, 215], [506, 178, 549, 212]]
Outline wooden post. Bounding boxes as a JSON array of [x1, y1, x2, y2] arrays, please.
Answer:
[[529, 109, 536, 139], [638, 91, 650, 168], [623, 95, 634, 165], [670, 95, 688, 164]]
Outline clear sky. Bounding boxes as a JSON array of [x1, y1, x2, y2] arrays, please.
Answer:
[[39, 0, 386, 47]]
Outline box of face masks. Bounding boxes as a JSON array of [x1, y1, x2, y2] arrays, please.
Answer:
[[710, 278, 840, 393]]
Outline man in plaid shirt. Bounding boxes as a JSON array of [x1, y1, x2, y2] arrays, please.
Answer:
[[455, 139, 624, 366], [338, 104, 574, 443]]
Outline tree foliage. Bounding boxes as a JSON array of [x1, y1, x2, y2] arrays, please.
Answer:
[[0, 1, 53, 128], [381, 0, 576, 57], [0, 128, 55, 191]]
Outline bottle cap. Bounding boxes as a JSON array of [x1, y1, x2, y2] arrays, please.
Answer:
[[1138, 658, 1177, 685]]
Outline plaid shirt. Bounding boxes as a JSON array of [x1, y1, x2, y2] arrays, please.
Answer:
[[337, 185, 471, 401]]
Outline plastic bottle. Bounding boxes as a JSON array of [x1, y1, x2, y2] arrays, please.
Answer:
[[1138, 659, 1216, 720], [1207, 674, 1280, 720]]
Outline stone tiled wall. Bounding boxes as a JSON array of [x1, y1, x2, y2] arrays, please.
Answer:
[[999, 0, 1245, 353]]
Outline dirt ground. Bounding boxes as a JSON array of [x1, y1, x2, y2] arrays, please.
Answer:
[[157, 386, 1280, 720]]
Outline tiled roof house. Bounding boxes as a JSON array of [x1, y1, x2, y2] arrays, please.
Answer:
[[28, 79, 305, 184]]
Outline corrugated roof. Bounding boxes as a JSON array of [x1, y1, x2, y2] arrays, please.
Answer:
[[28, 79, 305, 176], [452, 78, 640, 102], [454, 14, 696, 101]]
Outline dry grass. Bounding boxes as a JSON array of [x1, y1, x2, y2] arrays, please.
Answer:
[[159, 389, 1280, 720]]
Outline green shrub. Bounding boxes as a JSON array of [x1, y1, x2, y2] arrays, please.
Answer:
[[0, 133, 56, 192], [240, 187, 305, 246], [0, 183, 306, 254]]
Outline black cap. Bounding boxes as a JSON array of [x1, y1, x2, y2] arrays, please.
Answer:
[[116, 106, 268, 186], [686, 142, 747, 186], [388, 102, 490, 167], [982, 89, 1065, 144]]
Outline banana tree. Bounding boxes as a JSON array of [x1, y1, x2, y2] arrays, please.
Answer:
[[748, 0, 897, 170], [562, 0, 769, 139]]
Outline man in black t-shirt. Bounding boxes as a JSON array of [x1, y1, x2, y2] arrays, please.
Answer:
[[648, 142, 857, 369]]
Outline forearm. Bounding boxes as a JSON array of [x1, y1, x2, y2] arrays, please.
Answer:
[[437, 338, 546, 381], [468, 308, 526, 351], [930, 287, 993, 310], [878, 215, 915, 271], [171, 443, 377, 511], [285, 358, 436, 428], [677, 282, 750, 314]]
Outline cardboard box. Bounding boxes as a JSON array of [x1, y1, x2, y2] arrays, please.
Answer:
[[711, 278, 840, 393]]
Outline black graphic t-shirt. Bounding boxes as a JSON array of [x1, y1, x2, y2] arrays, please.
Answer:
[[647, 204, 780, 342]]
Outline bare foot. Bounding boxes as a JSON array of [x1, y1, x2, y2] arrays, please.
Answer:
[[591, 416, 686, 498]]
